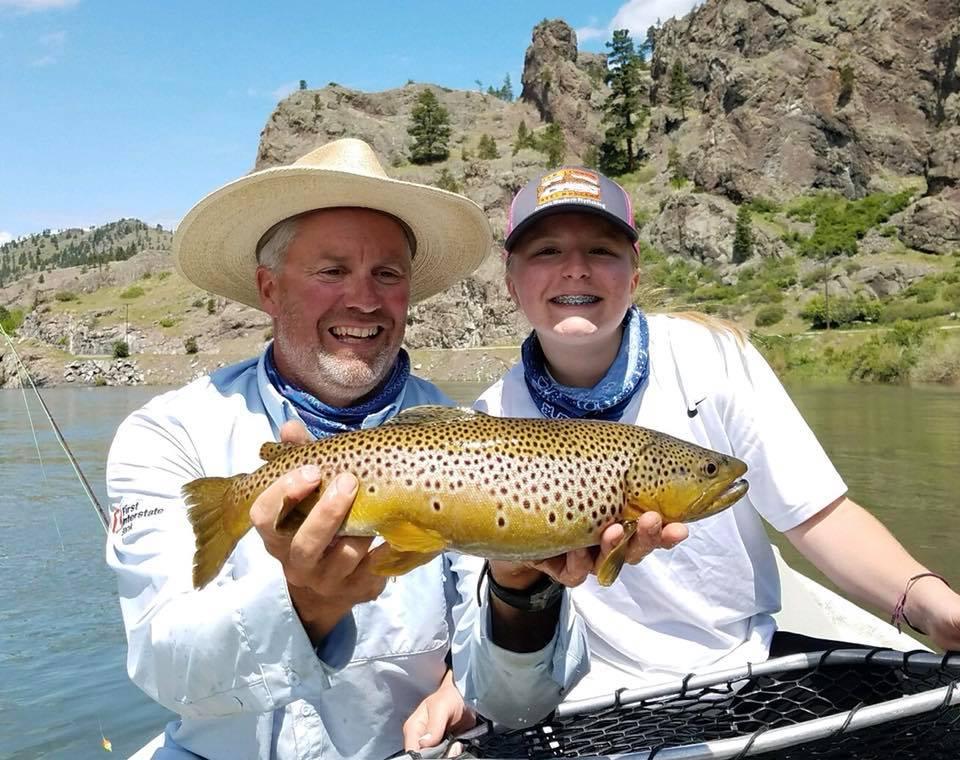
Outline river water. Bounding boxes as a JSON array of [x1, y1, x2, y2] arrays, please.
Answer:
[[0, 383, 957, 758]]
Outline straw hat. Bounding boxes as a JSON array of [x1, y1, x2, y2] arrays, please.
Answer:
[[174, 138, 493, 308]]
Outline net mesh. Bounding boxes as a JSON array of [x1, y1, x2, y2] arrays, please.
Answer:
[[464, 650, 960, 759]]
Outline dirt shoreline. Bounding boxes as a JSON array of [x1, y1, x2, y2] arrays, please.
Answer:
[[1, 339, 523, 391]]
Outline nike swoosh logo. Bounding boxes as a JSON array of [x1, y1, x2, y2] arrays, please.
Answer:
[[686, 397, 706, 418]]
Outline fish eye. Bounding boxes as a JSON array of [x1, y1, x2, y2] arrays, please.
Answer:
[[701, 459, 719, 477]]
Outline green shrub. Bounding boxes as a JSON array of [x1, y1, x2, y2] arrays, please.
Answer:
[[121, 285, 145, 299], [184, 336, 199, 354], [157, 271, 171, 280], [758, 256, 799, 289], [191, 298, 205, 308], [692, 283, 736, 302], [434, 168, 461, 193], [54, 290, 77, 302], [788, 190, 913, 259], [942, 282, 960, 308], [904, 278, 939, 304], [206, 297, 216, 314], [755, 304, 786, 327], [0, 305, 25, 334], [159, 316, 176, 328], [112, 340, 130, 359], [911, 340, 960, 384], [800, 294, 881, 329], [879, 300, 954, 323], [745, 197, 781, 214], [848, 340, 914, 383]]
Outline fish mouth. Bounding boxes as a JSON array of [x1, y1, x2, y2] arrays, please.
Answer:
[[687, 478, 749, 519]]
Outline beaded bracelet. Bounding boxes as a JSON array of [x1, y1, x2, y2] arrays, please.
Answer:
[[890, 572, 950, 635]]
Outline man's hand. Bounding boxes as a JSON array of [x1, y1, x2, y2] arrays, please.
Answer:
[[490, 510, 689, 591], [402, 669, 476, 753], [249, 420, 391, 644]]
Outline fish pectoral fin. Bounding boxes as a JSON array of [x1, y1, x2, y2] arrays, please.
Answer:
[[370, 548, 441, 577], [385, 405, 484, 426], [379, 520, 448, 553], [595, 520, 639, 587]]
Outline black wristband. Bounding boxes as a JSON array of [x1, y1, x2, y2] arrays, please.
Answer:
[[480, 561, 565, 612]]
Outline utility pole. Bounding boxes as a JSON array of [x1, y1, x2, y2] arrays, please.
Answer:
[[823, 255, 830, 331]]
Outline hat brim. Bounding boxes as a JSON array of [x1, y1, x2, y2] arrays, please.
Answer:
[[504, 203, 638, 252], [174, 166, 493, 308]]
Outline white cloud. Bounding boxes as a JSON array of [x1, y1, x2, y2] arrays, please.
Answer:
[[611, 0, 702, 36], [271, 81, 299, 101], [30, 28, 65, 65], [578, 0, 702, 43], [0, 231, 13, 245], [0, 0, 78, 12], [576, 24, 609, 42]]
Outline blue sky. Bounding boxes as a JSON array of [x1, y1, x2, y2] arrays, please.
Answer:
[[0, 0, 699, 242]]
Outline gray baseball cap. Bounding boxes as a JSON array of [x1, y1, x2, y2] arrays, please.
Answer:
[[503, 168, 638, 252]]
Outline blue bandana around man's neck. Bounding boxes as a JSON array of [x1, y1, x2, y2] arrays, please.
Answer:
[[263, 344, 410, 439], [521, 305, 650, 421]]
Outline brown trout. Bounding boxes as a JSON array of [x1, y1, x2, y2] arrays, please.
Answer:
[[184, 406, 748, 589]]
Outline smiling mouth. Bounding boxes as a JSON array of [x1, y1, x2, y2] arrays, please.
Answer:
[[550, 295, 601, 305], [329, 326, 383, 341]]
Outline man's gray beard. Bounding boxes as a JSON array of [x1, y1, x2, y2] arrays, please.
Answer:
[[313, 349, 396, 399]]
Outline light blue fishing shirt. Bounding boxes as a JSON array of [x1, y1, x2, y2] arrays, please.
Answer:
[[106, 351, 588, 760]]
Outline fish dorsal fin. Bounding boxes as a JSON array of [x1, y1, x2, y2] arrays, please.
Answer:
[[384, 405, 484, 426], [260, 441, 297, 461]]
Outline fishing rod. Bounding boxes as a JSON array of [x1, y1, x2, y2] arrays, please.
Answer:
[[0, 323, 109, 532]]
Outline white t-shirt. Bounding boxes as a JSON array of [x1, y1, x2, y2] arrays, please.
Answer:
[[475, 314, 847, 699]]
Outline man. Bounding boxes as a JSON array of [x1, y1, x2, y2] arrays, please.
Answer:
[[108, 139, 680, 760]]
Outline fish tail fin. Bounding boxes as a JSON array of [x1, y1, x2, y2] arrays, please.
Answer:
[[595, 520, 639, 587], [182, 475, 253, 590]]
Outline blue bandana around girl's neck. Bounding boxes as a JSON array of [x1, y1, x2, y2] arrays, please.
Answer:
[[263, 344, 410, 439], [521, 305, 650, 421]]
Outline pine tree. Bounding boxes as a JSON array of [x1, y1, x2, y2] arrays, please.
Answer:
[[536, 124, 566, 168], [838, 62, 855, 107], [434, 168, 461, 193], [500, 73, 514, 102], [299, 80, 307, 90], [668, 145, 687, 188], [599, 29, 647, 175], [669, 60, 692, 120], [732, 205, 754, 264], [408, 89, 452, 164], [477, 134, 499, 160], [513, 120, 536, 155]]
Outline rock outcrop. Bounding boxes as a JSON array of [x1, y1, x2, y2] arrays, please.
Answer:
[[649, 0, 959, 203], [519, 19, 608, 156]]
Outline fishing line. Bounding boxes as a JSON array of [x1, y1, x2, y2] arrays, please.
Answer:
[[0, 324, 109, 532], [12, 360, 67, 551]]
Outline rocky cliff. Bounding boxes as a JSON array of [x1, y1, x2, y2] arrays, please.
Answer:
[[3, 3, 960, 389]]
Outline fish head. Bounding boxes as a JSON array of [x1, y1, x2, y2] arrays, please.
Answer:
[[626, 440, 749, 523]]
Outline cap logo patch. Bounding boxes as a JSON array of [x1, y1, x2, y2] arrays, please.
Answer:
[[536, 169, 604, 209]]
